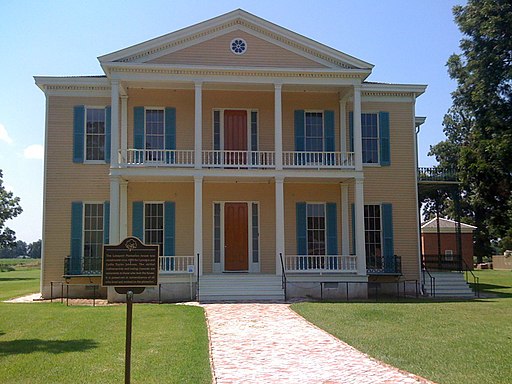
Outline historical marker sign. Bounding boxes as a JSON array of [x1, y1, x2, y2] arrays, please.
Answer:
[[102, 237, 159, 287]]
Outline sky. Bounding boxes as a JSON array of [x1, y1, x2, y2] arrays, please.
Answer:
[[0, 0, 465, 244]]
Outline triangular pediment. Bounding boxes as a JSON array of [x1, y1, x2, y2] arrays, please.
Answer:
[[99, 9, 373, 72]]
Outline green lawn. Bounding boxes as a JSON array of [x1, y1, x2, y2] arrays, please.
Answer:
[[0, 304, 212, 383], [0, 261, 212, 383], [292, 270, 512, 384], [471, 269, 512, 297], [0, 264, 40, 301]]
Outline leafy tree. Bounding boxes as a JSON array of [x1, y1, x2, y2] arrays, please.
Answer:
[[0, 169, 22, 248], [28, 239, 42, 259], [427, 0, 512, 260], [0, 240, 28, 258]]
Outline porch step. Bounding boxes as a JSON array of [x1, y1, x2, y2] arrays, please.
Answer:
[[198, 274, 285, 302], [424, 272, 476, 298]]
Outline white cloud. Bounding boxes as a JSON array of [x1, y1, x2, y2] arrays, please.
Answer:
[[24, 144, 44, 160], [0, 123, 13, 144]]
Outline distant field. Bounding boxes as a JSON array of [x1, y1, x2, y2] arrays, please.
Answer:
[[0, 260, 40, 300]]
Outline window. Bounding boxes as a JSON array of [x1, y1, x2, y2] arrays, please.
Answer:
[[364, 204, 383, 271], [361, 113, 378, 164], [83, 203, 104, 273], [145, 203, 164, 256], [307, 204, 326, 255], [305, 112, 323, 152], [145, 109, 165, 161], [85, 108, 106, 161]]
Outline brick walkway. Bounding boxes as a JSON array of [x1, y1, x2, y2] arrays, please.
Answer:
[[204, 303, 435, 384]]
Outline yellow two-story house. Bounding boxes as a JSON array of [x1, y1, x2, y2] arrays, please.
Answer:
[[35, 9, 426, 302]]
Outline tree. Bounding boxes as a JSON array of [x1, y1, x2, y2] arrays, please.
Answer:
[[0, 169, 22, 248], [428, 0, 512, 260], [0, 240, 27, 258], [28, 239, 42, 259]]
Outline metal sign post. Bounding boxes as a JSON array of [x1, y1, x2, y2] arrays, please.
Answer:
[[102, 237, 159, 384]]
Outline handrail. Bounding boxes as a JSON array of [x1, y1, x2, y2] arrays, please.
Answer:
[[462, 259, 480, 297], [421, 261, 436, 297], [196, 253, 200, 301], [279, 253, 287, 301]]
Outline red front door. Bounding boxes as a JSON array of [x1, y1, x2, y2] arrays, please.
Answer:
[[224, 110, 247, 166], [224, 203, 249, 271]]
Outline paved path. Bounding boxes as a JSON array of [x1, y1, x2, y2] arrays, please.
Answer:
[[204, 303, 435, 384]]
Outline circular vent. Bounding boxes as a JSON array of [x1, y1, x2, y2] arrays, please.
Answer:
[[230, 38, 247, 55]]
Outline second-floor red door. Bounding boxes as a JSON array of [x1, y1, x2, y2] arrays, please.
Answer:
[[224, 110, 247, 165]]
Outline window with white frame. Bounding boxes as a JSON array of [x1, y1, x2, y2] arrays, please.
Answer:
[[144, 203, 164, 256], [85, 108, 106, 161], [361, 113, 379, 164], [145, 109, 165, 160], [307, 204, 326, 255], [83, 203, 104, 273], [364, 204, 383, 270], [305, 112, 323, 152]]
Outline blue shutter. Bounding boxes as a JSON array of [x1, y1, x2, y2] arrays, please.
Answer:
[[103, 201, 110, 245], [326, 203, 338, 255], [326, 203, 338, 269], [379, 112, 390, 166], [133, 107, 145, 150], [164, 202, 175, 257], [132, 201, 144, 241], [324, 110, 335, 152], [381, 203, 395, 272], [348, 111, 354, 153], [296, 203, 307, 255], [294, 110, 305, 151], [165, 107, 176, 150], [105, 106, 111, 163], [73, 106, 85, 163], [70, 202, 83, 274], [351, 203, 355, 255], [165, 108, 176, 164]]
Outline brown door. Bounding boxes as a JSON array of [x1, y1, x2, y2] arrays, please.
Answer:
[[224, 110, 247, 166], [224, 203, 249, 271]]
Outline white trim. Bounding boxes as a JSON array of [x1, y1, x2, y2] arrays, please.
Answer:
[[83, 106, 109, 164]]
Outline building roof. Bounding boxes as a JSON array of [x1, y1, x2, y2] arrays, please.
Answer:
[[421, 218, 477, 234]]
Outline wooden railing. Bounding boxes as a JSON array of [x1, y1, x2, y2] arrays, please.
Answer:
[[283, 151, 355, 168], [120, 149, 356, 170], [284, 255, 357, 273], [159, 256, 195, 273]]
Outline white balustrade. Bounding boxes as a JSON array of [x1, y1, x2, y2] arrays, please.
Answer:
[[159, 256, 195, 273], [282, 151, 355, 168], [284, 255, 357, 272]]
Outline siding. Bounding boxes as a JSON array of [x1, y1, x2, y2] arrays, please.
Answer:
[[147, 30, 328, 69], [43, 96, 111, 291]]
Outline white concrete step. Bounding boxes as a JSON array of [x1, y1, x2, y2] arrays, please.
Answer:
[[199, 274, 285, 302], [423, 272, 476, 298]]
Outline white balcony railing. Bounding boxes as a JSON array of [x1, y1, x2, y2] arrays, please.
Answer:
[[159, 256, 195, 273], [121, 149, 195, 167], [282, 151, 355, 169], [202, 150, 275, 168], [120, 149, 355, 170], [284, 255, 357, 273]]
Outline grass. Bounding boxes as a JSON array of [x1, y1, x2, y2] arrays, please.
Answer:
[[0, 303, 212, 384], [470, 269, 512, 297], [0, 262, 40, 301], [0, 260, 212, 383], [292, 270, 512, 384]]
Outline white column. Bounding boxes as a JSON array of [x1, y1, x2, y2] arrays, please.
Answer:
[[353, 85, 363, 171], [120, 95, 128, 163], [340, 183, 350, 255], [354, 178, 366, 275], [119, 180, 128, 240], [274, 83, 283, 170], [194, 176, 203, 276], [339, 96, 347, 154], [109, 176, 120, 244], [275, 176, 285, 275], [194, 82, 203, 169], [110, 80, 120, 167]]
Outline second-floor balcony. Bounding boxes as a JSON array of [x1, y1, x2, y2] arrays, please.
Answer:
[[119, 149, 355, 170]]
